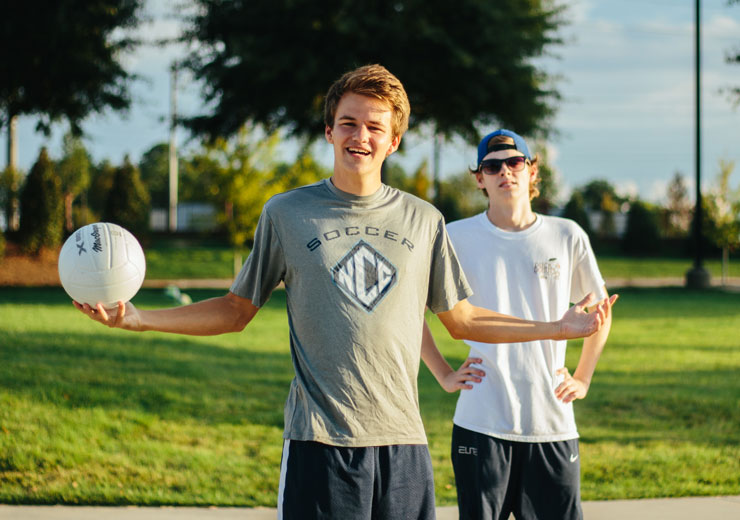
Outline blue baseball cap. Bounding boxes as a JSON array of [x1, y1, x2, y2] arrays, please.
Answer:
[[476, 129, 532, 166]]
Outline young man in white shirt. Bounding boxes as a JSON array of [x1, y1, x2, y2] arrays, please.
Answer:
[[431, 129, 614, 520]]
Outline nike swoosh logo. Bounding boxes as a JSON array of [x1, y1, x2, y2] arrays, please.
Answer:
[[570, 454, 579, 463]]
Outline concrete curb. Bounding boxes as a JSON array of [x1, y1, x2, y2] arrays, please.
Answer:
[[2, 496, 740, 519]]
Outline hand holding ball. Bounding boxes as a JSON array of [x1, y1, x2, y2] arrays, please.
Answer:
[[58, 223, 146, 308]]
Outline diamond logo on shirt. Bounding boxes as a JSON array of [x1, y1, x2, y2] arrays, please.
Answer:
[[332, 240, 397, 312]]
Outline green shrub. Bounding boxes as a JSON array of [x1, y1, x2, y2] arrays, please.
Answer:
[[103, 156, 151, 236], [18, 148, 64, 254], [622, 200, 662, 255]]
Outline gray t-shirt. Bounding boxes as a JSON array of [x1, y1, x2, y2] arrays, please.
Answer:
[[231, 179, 471, 447]]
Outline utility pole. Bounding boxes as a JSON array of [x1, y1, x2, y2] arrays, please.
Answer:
[[686, 0, 711, 288], [432, 132, 442, 205], [5, 114, 20, 231], [168, 62, 179, 233]]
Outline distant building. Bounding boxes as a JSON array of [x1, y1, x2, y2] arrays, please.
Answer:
[[150, 203, 218, 232]]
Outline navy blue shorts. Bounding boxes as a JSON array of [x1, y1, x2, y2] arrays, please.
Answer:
[[451, 425, 582, 520], [278, 439, 436, 520]]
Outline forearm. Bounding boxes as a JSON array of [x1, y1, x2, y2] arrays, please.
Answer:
[[137, 293, 257, 335], [438, 301, 563, 344], [421, 322, 455, 385], [573, 312, 612, 386]]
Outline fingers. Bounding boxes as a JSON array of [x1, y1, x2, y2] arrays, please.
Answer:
[[460, 357, 483, 369], [447, 358, 486, 391], [75, 301, 119, 328], [459, 358, 485, 377], [110, 301, 126, 328], [554, 368, 586, 403], [576, 292, 596, 310], [95, 303, 110, 321]]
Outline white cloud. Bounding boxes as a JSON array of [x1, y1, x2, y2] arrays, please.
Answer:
[[615, 180, 639, 200]]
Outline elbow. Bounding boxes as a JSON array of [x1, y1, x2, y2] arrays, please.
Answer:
[[224, 293, 257, 333], [439, 304, 472, 341], [445, 321, 468, 341], [230, 314, 250, 333]]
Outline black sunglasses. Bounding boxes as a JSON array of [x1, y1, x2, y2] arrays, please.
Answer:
[[479, 156, 528, 175]]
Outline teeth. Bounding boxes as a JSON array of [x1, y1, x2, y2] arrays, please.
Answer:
[[348, 148, 370, 155]]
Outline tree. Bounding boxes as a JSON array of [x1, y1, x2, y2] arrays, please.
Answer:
[[183, 0, 564, 141], [18, 148, 63, 254], [436, 172, 488, 224], [0, 166, 23, 232], [531, 140, 559, 214], [703, 160, 740, 284], [138, 143, 172, 209], [1, 1, 142, 133], [561, 191, 593, 238], [385, 160, 432, 202], [622, 200, 661, 255], [1, 1, 143, 161], [103, 156, 151, 236], [88, 160, 117, 218], [663, 172, 692, 238], [57, 132, 92, 232], [577, 179, 625, 239], [182, 127, 284, 247], [579, 179, 623, 212], [272, 149, 330, 193]]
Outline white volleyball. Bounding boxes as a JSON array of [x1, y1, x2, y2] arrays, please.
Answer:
[[58, 222, 146, 308]]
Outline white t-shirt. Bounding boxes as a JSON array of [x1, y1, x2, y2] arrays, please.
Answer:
[[448, 212, 606, 442]]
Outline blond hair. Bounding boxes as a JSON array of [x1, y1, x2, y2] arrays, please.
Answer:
[[324, 64, 410, 139]]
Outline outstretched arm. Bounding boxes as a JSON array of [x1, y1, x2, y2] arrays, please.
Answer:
[[436, 293, 618, 344], [555, 286, 614, 403], [74, 291, 260, 336], [421, 320, 485, 392]]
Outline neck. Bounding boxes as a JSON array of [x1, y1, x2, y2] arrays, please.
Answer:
[[486, 200, 536, 231], [330, 169, 382, 197]]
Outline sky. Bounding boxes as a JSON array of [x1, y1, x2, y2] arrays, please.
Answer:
[[3, 0, 740, 206]]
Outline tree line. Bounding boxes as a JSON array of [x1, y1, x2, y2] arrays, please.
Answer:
[[1, 125, 737, 267]]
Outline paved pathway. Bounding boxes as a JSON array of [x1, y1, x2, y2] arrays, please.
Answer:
[[2, 496, 740, 519]]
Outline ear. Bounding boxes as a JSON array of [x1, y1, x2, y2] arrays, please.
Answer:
[[528, 161, 539, 184], [472, 171, 486, 190], [385, 134, 401, 157], [325, 125, 334, 144]]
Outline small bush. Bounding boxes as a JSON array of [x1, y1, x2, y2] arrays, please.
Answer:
[[18, 148, 64, 254], [622, 200, 662, 255]]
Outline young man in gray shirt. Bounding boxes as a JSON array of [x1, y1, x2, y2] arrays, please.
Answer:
[[76, 64, 615, 520]]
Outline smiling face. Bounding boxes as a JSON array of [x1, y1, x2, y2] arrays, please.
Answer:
[[474, 149, 538, 205], [325, 92, 401, 191]]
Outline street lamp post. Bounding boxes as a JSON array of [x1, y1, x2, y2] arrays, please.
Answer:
[[686, 0, 711, 288], [168, 62, 179, 233]]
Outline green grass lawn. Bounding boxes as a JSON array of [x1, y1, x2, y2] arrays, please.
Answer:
[[144, 246, 246, 280], [1, 286, 739, 506], [596, 255, 740, 279]]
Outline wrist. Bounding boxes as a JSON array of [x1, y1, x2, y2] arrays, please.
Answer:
[[554, 319, 566, 341]]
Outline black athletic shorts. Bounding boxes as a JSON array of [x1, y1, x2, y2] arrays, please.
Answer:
[[451, 425, 582, 520], [278, 439, 436, 520]]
